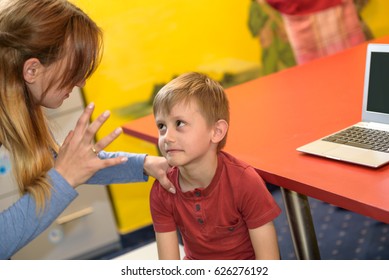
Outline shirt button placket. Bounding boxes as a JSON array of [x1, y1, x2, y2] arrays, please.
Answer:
[[194, 190, 204, 226]]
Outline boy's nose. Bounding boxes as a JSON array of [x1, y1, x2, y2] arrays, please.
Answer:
[[164, 128, 176, 143]]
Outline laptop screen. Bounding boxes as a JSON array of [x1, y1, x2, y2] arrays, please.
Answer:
[[362, 43, 389, 123], [366, 51, 389, 114]]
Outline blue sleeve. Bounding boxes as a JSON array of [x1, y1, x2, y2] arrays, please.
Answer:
[[85, 151, 148, 185], [0, 169, 77, 260]]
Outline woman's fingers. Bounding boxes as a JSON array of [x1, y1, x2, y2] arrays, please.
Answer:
[[61, 130, 74, 147], [72, 104, 115, 148], [93, 127, 123, 152], [82, 110, 111, 145], [55, 103, 125, 187], [72, 102, 95, 142], [143, 156, 176, 194]]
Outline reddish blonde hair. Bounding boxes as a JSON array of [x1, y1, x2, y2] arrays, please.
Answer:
[[0, 0, 103, 209]]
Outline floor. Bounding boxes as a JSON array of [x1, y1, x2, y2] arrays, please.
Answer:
[[112, 242, 185, 260], [96, 185, 389, 260], [271, 186, 389, 260]]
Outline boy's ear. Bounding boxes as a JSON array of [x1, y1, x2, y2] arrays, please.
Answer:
[[23, 58, 41, 84], [211, 119, 228, 144]]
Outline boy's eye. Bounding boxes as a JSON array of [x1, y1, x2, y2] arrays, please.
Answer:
[[157, 123, 166, 130], [176, 120, 185, 127]]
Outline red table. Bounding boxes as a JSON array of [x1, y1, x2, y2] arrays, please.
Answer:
[[123, 36, 389, 259]]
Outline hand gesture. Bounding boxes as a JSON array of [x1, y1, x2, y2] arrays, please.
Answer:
[[54, 103, 127, 187]]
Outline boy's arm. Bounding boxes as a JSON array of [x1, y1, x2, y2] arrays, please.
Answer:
[[249, 221, 280, 260], [155, 231, 180, 260]]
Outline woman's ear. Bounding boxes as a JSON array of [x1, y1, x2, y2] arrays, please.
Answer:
[[211, 119, 228, 144], [23, 58, 41, 84]]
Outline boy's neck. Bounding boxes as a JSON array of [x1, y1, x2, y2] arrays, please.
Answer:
[[178, 153, 218, 193]]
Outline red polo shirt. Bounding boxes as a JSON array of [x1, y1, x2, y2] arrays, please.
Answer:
[[150, 151, 281, 260]]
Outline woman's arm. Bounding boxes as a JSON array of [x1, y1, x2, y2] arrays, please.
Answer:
[[85, 151, 147, 185], [249, 221, 280, 260], [0, 169, 77, 260], [87, 151, 175, 193], [155, 231, 181, 260]]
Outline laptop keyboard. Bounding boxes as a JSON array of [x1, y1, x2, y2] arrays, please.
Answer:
[[323, 126, 389, 153]]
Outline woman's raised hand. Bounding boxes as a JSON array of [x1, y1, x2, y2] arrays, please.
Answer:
[[54, 102, 127, 187]]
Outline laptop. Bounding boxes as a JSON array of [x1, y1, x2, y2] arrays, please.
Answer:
[[297, 43, 389, 168]]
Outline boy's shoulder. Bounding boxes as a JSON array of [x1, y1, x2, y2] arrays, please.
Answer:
[[219, 151, 265, 185], [219, 151, 252, 169], [151, 167, 179, 192]]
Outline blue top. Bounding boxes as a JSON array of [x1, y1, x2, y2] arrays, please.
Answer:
[[0, 151, 148, 259]]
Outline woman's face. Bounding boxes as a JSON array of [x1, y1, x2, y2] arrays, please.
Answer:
[[25, 58, 85, 109]]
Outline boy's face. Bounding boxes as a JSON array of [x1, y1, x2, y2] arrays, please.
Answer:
[[155, 99, 215, 167]]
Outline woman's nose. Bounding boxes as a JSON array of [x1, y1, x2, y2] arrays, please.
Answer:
[[76, 80, 86, 88]]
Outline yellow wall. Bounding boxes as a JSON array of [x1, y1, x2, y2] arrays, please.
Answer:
[[74, 0, 260, 233], [360, 0, 389, 38]]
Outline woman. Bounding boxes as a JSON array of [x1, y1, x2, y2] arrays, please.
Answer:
[[0, 0, 174, 259]]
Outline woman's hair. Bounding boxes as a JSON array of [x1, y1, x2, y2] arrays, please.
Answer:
[[153, 72, 230, 150], [0, 0, 103, 210]]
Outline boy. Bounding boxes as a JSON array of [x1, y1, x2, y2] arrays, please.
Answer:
[[150, 72, 281, 260]]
